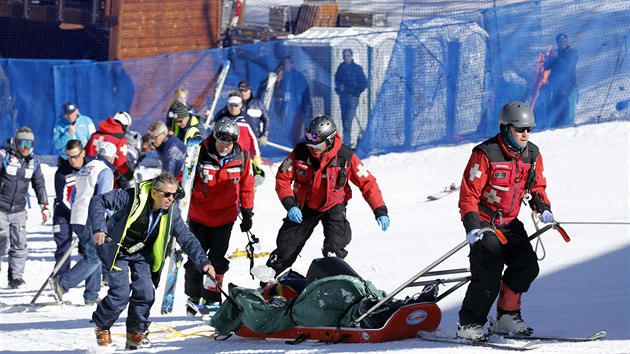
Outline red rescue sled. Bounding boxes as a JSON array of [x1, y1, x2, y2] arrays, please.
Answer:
[[235, 302, 441, 343]]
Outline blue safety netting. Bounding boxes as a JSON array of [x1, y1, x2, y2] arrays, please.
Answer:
[[0, 0, 628, 160]]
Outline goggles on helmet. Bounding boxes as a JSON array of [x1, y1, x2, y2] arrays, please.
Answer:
[[214, 131, 238, 143]]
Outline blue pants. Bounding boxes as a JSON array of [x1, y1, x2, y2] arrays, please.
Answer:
[[340, 95, 360, 146], [52, 212, 73, 276], [92, 251, 154, 333], [57, 224, 101, 302]]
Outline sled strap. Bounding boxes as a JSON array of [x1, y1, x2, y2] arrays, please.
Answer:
[[245, 230, 259, 279]]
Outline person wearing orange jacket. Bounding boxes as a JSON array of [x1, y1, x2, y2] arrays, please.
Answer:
[[456, 102, 555, 342], [263, 115, 389, 279], [184, 117, 255, 314]]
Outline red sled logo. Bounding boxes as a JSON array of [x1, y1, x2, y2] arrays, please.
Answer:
[[406, 310, 428, 325]]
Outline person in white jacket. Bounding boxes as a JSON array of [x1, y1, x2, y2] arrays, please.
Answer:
[[50, 141, 117, 305]]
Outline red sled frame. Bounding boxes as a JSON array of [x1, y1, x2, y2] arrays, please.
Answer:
[[235, 224, 569, 344]]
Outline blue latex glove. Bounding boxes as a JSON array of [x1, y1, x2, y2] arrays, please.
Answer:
[[376, 215, 390, 231], [540, 210, 555, 224], [287, 207, 302, 223], [466, 229, 483, 245]]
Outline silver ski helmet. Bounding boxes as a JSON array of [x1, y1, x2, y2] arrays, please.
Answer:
[[213, 117, 239, 143], [305, 115, 336, 147], [499, 101, 535, 128]]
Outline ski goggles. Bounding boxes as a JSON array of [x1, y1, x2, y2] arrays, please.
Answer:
[[18, 140, 34, 149], [214, 131, 238, 143], [513, 126, 533, 133]]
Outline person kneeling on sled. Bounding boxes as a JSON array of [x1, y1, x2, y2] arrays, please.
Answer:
[[456, 102, 555, 342], [184, 117, 255, 315], [260, 115, 390, 282], [90, 172, 215, 349]]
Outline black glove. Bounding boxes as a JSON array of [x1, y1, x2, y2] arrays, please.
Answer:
[[240, 209, 254, 232]]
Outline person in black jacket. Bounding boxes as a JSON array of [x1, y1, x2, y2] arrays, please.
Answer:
[[334, 49, 368, 147], [0, 127, 49, 288]]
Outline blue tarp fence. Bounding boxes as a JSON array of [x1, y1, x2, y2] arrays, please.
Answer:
[[0, 0, 628, 160]]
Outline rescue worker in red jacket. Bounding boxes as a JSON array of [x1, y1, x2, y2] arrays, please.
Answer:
[[456, 102, 555, 342], [85, 113, 132, 188], [264, 115, 389, 278], [184, 117, 255, 314]]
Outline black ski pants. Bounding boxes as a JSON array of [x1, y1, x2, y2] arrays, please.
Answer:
[[184, 220, 233, 302], [266, 204, 351, 277], [459, 218, 539, 326]]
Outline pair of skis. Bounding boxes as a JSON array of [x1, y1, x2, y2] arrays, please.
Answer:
[[418, 329, 607, 351], [160, 135, 203, 315]]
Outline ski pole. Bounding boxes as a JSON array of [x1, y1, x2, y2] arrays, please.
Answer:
[[31, 238, 80, 304], [266, 141, 292, 153]]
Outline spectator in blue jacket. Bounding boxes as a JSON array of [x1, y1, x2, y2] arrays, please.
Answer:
[[88, 172, 215, 349], [334, 49, 368, 147], [0, 127, 49, 289], [147, 121, 186, 176], [53, 102, 96, 165], [273, 55, 312, 146]]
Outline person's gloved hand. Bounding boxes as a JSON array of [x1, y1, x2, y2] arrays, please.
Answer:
[[540, 210, 555, 224], [376, 215, 390, 231], [258, 135, 269, 146], [466, 229, 483, 245], [287, 207, 302, 223], [252, 155, 263, 168], [240, 211, 253, 232], [40, 204, 51, 225]]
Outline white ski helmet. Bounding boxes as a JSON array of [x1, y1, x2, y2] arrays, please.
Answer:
[[113, 111, 132, 128]]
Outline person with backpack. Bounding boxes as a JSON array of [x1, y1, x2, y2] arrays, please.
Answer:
[[85, 112, 133, 188], [261, 115, 389, 281], [0, 127, 49, 288], [455, 102, 555, 342], [184, 117, 255, 315]]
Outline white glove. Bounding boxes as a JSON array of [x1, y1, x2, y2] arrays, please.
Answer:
[[41, 204, 51, 225], [466, 229, 483, 245]]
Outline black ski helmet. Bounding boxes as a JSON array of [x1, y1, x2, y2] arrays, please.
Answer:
[[213, 117, 240, 142], [499, 101, 535, 128], [305, 115, 337, 146]]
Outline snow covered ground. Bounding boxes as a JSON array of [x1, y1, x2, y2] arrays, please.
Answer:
[[0, 121, 629, 353]]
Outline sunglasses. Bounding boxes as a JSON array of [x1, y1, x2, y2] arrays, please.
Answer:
[[149, 132, 164, 141], [18, 140, 33, 149], [513, 126, 533, 133], [66, 152, 83, 159], [214, 132, 238, 143], [154, 189, 176, 198]]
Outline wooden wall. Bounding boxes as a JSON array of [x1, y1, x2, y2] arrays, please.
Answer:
[[109, 0, 222, 60]]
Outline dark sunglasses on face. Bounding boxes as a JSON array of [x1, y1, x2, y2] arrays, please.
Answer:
[[214, 132, 238, 143], [154, 189, 176, 198], [513, 126, 533, 133], [305, 132, 323, 144], [66, 152, 83, 159], [18, 140, 33, 149]]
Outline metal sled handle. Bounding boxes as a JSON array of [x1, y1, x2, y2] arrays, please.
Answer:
[[352, 228, 503, 326]]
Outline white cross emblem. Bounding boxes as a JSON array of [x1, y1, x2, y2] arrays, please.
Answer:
[[356, 164, 370, 178], [119, 144, 127, 156], [280, 158, 293, 172], [468, 163, 482, 181], [483, 189, 501, 204], [91, 136, 105, 150]]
